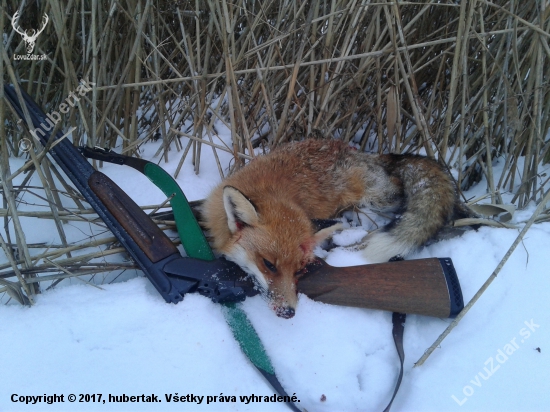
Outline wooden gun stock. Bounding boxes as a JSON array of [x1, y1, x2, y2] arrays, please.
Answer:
[[297, 258, 463, 318]]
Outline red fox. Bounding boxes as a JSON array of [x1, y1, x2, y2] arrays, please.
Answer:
[[202, 139, 473, 318]]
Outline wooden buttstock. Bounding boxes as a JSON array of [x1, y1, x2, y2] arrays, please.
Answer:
[[297, 258, 463, 318]]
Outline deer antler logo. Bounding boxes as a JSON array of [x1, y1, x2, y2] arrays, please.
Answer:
[[11, 11, 49, 54]]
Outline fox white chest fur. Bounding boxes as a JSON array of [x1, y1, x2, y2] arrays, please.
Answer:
[[202, 139, 470, 318]]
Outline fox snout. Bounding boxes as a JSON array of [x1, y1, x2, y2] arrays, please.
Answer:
[[274, 305, 295, 319], [266, 276, 300, 319]]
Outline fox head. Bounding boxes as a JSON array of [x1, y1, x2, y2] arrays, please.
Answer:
[[220, 186, 341, 319]]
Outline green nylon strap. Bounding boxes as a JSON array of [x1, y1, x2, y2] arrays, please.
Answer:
[[222, 302, 275, 374], [141, 162, 275, 375], [144, 163, 214, 260]]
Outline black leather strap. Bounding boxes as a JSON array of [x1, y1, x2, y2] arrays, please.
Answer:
[[383, 312, 406, 412]]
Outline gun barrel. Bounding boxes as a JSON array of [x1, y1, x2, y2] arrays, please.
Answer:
[[298, 258, 463, 318]]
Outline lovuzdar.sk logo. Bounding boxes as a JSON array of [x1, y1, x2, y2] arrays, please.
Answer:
[[11, 10, 49, 60]]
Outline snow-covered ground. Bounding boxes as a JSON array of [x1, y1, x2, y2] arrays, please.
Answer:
[[1, 130, 549, 412]]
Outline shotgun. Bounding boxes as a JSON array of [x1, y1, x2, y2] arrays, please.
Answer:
[[3, 83, 463, 319]]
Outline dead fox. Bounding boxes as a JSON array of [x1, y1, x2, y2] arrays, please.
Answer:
[[202, 139, 472, 318]]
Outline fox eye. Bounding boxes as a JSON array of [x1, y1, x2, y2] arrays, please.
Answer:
[[263, 258, 277, 273]]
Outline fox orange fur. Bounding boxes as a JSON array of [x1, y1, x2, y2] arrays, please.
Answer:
[[202, 139, 472, 318]]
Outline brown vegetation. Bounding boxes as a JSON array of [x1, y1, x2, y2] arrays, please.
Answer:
[[1, 1, 549, 299]]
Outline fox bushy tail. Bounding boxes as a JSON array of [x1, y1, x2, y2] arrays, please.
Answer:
[[362, 154, 470, 263]]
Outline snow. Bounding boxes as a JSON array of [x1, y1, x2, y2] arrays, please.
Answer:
[[1, 131, 549, 412]]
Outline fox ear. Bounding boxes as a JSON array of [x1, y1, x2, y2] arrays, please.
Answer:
[[223, 186, 259, 233]]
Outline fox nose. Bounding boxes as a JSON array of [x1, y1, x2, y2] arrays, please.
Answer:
[[276, 306, 295, 319]]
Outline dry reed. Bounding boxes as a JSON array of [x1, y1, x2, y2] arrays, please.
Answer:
[[1, 0, 549, 301]]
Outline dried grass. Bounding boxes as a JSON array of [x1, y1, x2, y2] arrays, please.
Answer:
[[1, 0, 549, 301]]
